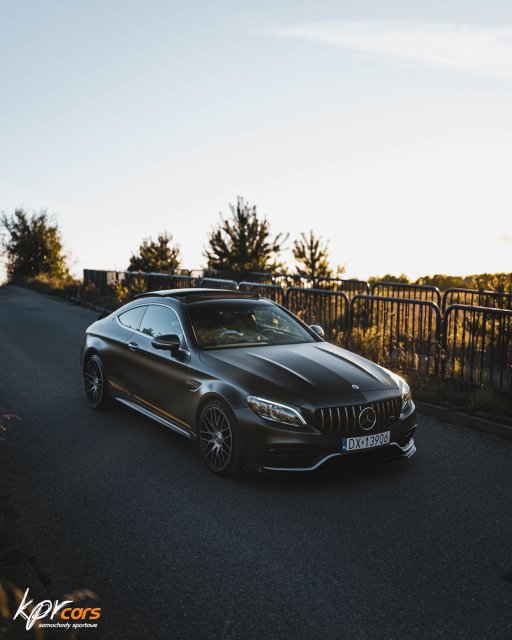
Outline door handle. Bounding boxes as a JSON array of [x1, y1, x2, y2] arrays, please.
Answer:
[[128, 342, 139, 352]]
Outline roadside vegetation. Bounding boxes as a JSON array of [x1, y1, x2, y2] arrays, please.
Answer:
[[0, 209, 69, 282], [369, 271, 512, 294], [2, 202, 510, 296], [403, 371, 512, 425]]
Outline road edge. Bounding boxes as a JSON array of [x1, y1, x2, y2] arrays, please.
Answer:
[[416, 401, 512, 440], [69, 295, 112, 314]]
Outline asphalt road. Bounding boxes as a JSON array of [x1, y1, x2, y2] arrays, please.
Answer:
[[1, 285, 511, 640]]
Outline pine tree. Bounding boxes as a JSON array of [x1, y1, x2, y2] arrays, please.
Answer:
[[128, 232, 181, 273], [293, 230, 342, 287], [204, 197, 287, 277]]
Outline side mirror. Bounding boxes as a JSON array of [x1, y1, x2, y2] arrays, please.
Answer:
[[310, 324, 325, 337], [151, 334, 181, 354]]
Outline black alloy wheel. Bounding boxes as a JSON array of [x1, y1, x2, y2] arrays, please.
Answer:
[[199, 401, 241, 476], [84, 354, 113, 410]]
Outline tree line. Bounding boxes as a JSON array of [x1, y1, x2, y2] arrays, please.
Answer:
[[1, 200, 511, 294], [0, 198, 344, 286], [127, 197, 345, 285]]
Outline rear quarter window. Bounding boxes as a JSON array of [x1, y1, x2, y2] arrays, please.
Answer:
[[118, 306, 147, 331]]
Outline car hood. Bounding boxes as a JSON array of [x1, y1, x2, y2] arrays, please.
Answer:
[[199, 341, 399, 406]]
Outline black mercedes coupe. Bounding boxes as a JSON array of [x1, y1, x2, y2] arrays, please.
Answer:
[[81, 289, 417, 475]]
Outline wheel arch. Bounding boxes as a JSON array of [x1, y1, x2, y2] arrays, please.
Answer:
[[194, 392, 234, 436], [82, 346, 101, 370]]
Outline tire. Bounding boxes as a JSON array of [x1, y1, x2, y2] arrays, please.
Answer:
[[83, 354, 114, 410], [198, 400, 242, 476]]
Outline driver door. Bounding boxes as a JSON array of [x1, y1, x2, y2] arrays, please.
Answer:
[[127, 304, 191, 431]]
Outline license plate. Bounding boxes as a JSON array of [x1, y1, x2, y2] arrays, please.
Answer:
[[342, 431, 390, 453]]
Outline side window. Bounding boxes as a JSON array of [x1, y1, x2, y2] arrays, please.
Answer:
[[139, 305, 184, 342], [118, 306, 147, 331]]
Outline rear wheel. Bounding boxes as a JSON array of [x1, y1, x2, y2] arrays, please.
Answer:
[[84, 354, 114, 410], [198, 401, 241, 476]]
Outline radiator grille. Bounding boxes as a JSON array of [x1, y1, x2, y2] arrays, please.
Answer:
[[314, 397, 402, 434]]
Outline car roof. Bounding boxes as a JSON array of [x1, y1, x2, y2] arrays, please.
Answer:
[[133, 288, 260, 303]]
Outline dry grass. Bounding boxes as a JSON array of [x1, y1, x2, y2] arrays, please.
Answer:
[[405, 371, 512, 425]]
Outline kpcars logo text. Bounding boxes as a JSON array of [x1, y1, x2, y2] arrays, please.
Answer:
[[13, 588, 101, 631]]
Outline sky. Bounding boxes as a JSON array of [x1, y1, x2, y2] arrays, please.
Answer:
[[1, 0, 511, 281]]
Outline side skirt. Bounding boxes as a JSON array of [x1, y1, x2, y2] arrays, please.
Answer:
[[115, 398, 197, 441]]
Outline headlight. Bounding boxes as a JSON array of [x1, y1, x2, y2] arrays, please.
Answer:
[[247, 395, 306, 427], [383, 369, 412, 413], [397, 377, 412, 413]]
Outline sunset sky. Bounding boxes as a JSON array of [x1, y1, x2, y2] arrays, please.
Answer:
[[1, 0, 511, 280]]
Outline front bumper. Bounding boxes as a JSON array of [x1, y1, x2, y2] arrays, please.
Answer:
[[235, 403, 417, 473]]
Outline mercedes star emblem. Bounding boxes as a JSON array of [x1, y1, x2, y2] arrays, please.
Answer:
[[359, 406, 377, 431]]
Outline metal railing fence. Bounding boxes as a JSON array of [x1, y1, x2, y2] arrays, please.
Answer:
[[371, 281, 441, 306], [349, 295, 442, 375], [238, 282, 286, 305], [286, 287, 349, 339], [442, 305, 512, 393], [442, 288, 512, 312]]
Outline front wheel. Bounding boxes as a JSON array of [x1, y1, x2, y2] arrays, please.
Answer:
[[198, 401, 241, 476], [84, 354, 114, 410]]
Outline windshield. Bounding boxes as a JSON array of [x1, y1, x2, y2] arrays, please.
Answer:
[[185, 299, 316, 349]]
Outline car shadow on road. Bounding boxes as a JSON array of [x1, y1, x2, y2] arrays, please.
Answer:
[[234, 457, 414, 492]]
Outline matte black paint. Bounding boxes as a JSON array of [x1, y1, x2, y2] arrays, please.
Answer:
[[81, 289, 417, 472]]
